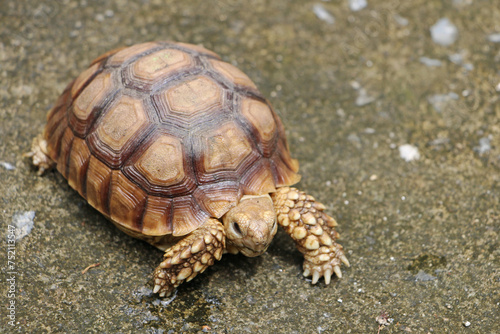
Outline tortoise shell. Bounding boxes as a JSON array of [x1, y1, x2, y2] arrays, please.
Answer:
[[43, 41, 300, 239]]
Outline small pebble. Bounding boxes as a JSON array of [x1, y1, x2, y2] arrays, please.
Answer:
[[463, 321, 471, 327], [348, 0, 367, 11], [393, 14, 409, 26], [312, 4, 335, 25], [0, 161, 15, 170], [355, 88, 375, 106], [474, 137, 491, 154], [449, 53, 463, 64], [12, 211, 35, 241], [347, 133, 361, 144], [452, 0, 472, 6], [364, 127, 375, 134], [419, 57, 442, 67], [350, 81, 361, 90], [427, 92, 459, 112], [487, 33, 500, 43], [463, 63, 474, 71], [415, 270, 437, 281], [399, 144, 420, 162], [430, 18, 458, 46]]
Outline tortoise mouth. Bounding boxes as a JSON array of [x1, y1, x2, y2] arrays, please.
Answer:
[[232, 243, 269, 257], [238, 242, 270, 257]]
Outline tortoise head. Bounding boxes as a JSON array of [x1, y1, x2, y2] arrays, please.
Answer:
[[222, 194, 277, 257]]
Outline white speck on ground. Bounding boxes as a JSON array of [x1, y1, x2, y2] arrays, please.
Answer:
[[448, 52, 474, 70], [415, 270, 437, 281], [419, 57, 442, 67], [351, 80, 376, 106], [348, 0, 367, 11], [0, 161, 16, 170], [347, 133, 360, 143], [452, 0, 473, 6], [487, 33, 500, 43], [11, 84, 33, 97], [427, 92, 459, 112], [449, 53, 463, 64], [463, 63, 474, 70], [364, 127, 376, 134], [12, 211, 35, 240], [350, 81, 361, 90], [355, 88, 376, 106], [393, 14, 409, 26], [430, 18, 458, 46], [312, 4, 335, 24], [399, 144, 420, 162], [474, 137, 491, 154]]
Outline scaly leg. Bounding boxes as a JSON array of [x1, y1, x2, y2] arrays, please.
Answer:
[[153, 218, 225, 297], [272, 187, 350, 284]]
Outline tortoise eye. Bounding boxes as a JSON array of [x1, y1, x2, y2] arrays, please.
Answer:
[[232, 222, 243, 237]]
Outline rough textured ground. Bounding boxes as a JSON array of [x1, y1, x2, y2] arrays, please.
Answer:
[[1, 0, 499, 333]]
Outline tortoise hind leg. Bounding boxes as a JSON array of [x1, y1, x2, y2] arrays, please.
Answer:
[[271, 187, 350, 285], [24, 134, 54, 175], [153, 218, 225, 297]]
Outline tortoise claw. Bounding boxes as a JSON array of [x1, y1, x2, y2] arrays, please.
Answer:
[[333, 265, 342, 279], [312, 271, 321, 284], [324, 269, 332, 285], [340, 254, 350, 267]]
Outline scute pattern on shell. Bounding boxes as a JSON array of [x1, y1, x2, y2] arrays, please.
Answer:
[[43, 41, 300, 237]]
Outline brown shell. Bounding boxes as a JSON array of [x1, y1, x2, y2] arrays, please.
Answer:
[[43, 41, 300, 238]]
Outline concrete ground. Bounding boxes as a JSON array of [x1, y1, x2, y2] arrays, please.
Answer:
[[1, 0, 498, 333]]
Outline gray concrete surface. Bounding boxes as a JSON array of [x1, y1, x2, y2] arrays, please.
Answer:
[[1, 0, 499, 333]]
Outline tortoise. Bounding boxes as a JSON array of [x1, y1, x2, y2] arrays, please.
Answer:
[[29, 41, 349, 297]]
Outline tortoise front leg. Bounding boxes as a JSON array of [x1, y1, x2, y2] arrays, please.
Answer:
[[153, 218, 225, 297], [272, 187, 350, 284]]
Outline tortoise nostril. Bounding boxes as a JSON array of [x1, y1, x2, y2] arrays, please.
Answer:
[[232, 222, 243, 237]]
